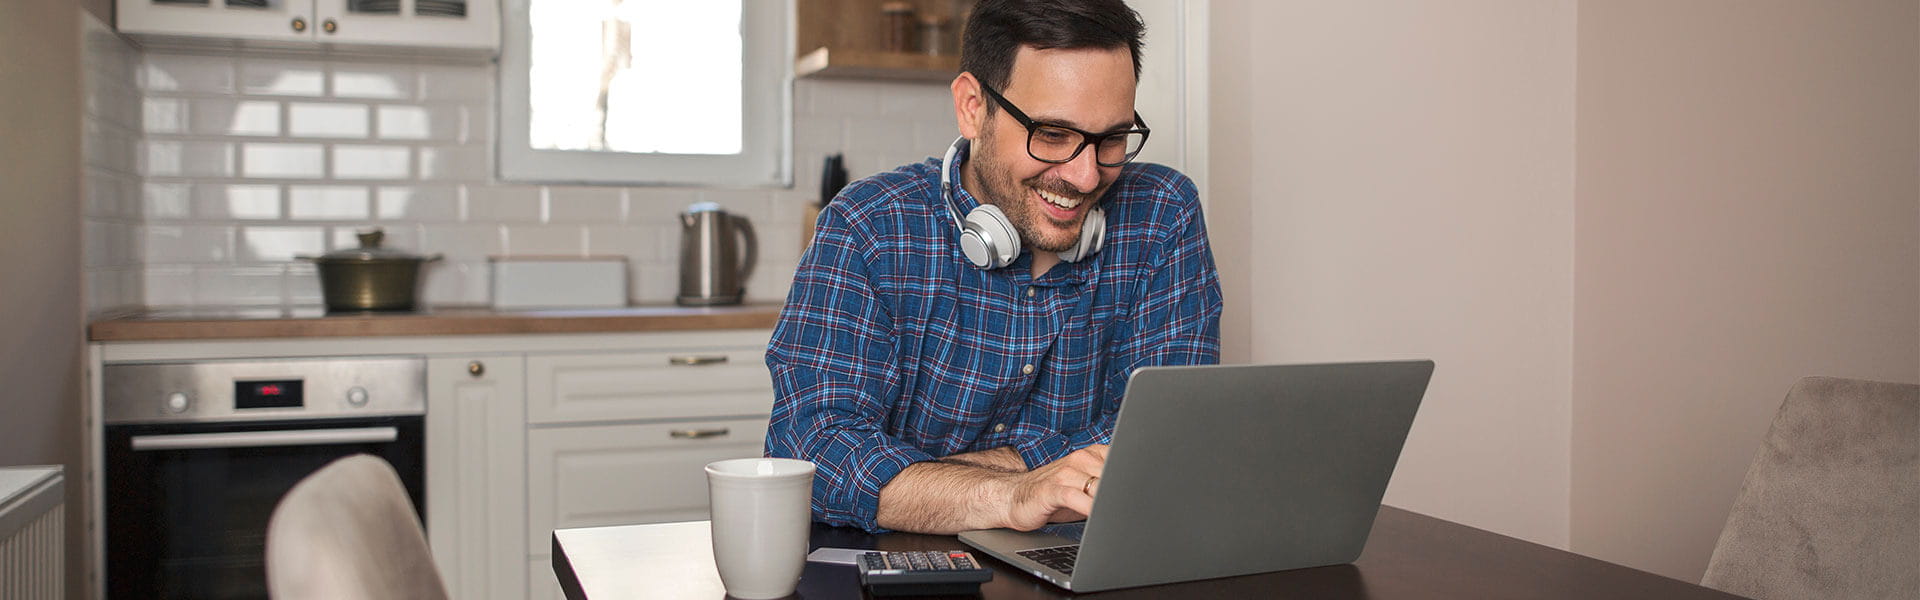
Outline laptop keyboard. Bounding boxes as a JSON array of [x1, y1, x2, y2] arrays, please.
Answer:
[[1016, 544, 1080, 574]]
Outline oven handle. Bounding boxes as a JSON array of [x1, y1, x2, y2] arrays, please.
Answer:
[[130, 427, 400, 451]]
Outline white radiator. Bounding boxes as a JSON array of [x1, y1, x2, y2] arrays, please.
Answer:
[[0, 467, 63, 600]]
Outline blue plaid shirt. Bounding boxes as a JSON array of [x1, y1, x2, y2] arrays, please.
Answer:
[[765, 145, 1222, 532]]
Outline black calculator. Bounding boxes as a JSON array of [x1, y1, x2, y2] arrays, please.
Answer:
[[856, 550, 993, 596]]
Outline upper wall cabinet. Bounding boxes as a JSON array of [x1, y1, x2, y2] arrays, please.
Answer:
[[116, 0, 499, 56], [795, 0, 970, 82]]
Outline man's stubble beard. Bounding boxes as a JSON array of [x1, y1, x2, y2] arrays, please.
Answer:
[[970, 126, 1092, 253]]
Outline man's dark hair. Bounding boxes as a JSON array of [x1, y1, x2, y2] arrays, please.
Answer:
[[959, 0, 1145, 111]]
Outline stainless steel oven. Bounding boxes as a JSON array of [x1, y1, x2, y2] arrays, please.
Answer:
[[102, 357, 427, 600]]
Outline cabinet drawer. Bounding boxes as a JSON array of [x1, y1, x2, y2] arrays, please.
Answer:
[[526, 417, 770, 553], [527, 349, 774, 424]]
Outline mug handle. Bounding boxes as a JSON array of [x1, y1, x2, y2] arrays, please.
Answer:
[[734, 216, 757, 296]]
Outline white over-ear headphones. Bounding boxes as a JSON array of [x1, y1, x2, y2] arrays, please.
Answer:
[[942, 137, 1105, 270]]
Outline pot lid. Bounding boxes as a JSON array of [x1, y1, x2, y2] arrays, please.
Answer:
[[308, 228, 435, 264]]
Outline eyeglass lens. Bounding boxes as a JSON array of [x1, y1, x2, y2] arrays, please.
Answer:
[[1029, 126, 1146, 166]]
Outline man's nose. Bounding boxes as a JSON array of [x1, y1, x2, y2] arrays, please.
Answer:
[[1054, 146, 1102, 194]]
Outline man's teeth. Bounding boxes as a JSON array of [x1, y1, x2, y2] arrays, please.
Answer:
[[1037, 189, 1081, 210]]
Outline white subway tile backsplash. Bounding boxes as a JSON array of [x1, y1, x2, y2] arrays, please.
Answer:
[[332, 64, 414, 99], [289, 185, 372, 220], [146, 225, 234, 263], [503, 225, 587, 256], [238, 226, 325, 261], [240, 58, 326, 96], [420, 224, 504, 258], [195, 184, 282, 219], [195, 266, 285, 305], [418, 145, 487, 180], [332, 145, 410, 179], [243, 143, 325, 178], [144, 98, 187, 134], [377, 185, 460, 221], [102, 55, 944, 309], [546, 187, 624, 222], [142, 53, 234, 93], [192, 99, 282, 137], [289, 102, 370, 138], [417, 64, 492, 102], [287, 262, 322, 304], [465, 185, 540, 221], [420, 260, 488, 305], [145, 266, 196, 306], [145, 141, 236, 177], [376, 104, 460, 141], [585, 226, 660, 262], [144, 185, 191, 219]]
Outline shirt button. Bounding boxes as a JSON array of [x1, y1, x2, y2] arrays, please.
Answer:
[[1021, 363, 1035, 375], [993, 423, 1007, 433], [1026, 287, 1036, 298]]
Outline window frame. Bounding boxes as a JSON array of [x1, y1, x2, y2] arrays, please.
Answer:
[[497, 0, 792, 187]]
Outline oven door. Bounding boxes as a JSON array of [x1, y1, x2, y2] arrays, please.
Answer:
[[104, 415, 425, 600]]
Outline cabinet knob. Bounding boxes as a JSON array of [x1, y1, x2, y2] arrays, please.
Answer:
[[291, 17, 308, 32], [322, 19, 338, 34], [467, 361, 485, 377]]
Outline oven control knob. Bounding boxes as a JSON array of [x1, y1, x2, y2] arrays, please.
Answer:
[[164, 392, 190, 414], [346, 386, 370, 407]]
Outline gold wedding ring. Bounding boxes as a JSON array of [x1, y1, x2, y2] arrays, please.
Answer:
[[1083, 475, 1098, 495]]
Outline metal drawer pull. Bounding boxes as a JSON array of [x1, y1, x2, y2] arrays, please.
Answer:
[[131, 427, 399, 451], [669, 428, 731, 440], [668, 355, 730, 366]]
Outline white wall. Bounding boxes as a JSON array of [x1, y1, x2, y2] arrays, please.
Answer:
[[1210, 1, 1578, 547], [1572, 0, 1920, 581]]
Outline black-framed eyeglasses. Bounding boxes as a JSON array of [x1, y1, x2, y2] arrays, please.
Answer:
[[980, 82, 1151, 167]]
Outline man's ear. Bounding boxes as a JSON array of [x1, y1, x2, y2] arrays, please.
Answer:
[[951, 72, 985, 140]]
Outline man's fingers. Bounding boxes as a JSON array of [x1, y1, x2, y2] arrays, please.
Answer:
[[1081, 444, 1110, 461]]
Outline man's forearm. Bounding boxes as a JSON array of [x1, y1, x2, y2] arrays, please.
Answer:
[[874, 461, 1015, 534], [937, 446, 1028, 472]]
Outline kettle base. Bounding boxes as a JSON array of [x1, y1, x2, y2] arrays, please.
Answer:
[[675, 294, 743, 306]]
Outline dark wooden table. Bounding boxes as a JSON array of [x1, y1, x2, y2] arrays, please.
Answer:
[[552, 506, 1748, 599]]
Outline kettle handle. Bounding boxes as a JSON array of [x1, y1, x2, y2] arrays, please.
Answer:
[[733, 215, 757, 295]]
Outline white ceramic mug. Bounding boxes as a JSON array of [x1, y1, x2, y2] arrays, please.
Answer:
[[705, 457, 816, 599]]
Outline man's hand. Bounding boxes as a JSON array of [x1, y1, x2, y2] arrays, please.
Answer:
[[1003, 444, 1107, 530], [875, 444, 1108, 534]]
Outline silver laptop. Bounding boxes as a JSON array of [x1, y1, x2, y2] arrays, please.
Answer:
[[958, 360, 1433, 592]]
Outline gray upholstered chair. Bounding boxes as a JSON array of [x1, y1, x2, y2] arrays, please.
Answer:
[[1701, 376, 1919, 600], [264, 454, 449, 600]]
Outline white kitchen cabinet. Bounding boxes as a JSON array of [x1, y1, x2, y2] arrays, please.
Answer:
[[526, 417, 770, 553], [527, 348, 777, 425], [116, 0, 499, 54], [426, 354, 527, 600]]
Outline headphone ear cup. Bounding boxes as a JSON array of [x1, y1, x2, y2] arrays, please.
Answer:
[[1058, 207, 1106, 263], [961, 204, 1020, 269]]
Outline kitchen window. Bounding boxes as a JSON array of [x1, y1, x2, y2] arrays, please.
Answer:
[[499, 0, 791, 186]]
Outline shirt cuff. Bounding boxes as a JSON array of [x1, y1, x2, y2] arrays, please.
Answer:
[[1012, 429, 1072, 470], [846, 439, 936, 533]]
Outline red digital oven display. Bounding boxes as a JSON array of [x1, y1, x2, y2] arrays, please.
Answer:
[[236, 379, 303, 409]]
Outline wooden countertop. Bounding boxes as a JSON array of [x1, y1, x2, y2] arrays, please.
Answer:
[[88, 304, 783, 342]]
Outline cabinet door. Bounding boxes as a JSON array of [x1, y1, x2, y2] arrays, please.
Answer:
[[314, 0, 499, 51], [526, 348, 775, 425], [427, 355, 527, 600], [117, 0, 315, 42], [525, 417, 769, 554]]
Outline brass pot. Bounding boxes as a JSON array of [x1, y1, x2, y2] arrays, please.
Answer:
[[299, 229, 441, 312]]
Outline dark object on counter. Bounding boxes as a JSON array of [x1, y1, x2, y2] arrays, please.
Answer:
[[678, 202, 758, 306], [300, 228, 441, 312], [819, 153, 848, 206], [881, 1, 918, 53]]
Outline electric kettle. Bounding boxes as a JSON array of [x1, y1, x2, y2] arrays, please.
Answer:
[[676, 202, 758, 306]]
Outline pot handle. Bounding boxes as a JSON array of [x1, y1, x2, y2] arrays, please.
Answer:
[[733, 216, 756, 296], [423, 254, 445, 263]]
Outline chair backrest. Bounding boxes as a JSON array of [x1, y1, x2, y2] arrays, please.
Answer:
[[1702, 376, 1919, 600], [265, 454, 449, 600]]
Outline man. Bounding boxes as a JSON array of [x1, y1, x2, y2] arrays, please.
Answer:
[[765, 0, 1221, 534]]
